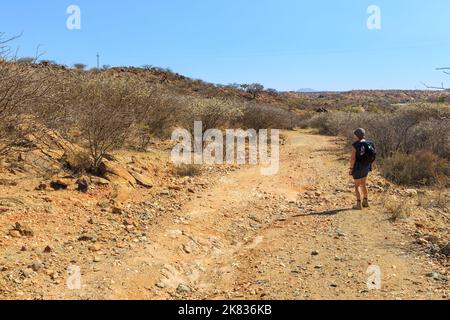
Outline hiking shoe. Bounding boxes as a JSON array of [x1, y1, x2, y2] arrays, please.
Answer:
[[362, 198, 369, 208], [352, 201, 362, 210]]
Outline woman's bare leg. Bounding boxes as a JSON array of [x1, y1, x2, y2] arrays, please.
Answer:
[[354, 182, 361, 201], [361, 177, 368, 199], [360, 177, 369, 207], [353, 179, 363, 209]]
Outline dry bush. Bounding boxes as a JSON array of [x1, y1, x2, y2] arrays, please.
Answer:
[[173, 164, 202, 177], [246, 83, 265, 99], [61, 150, 92, 174], [0, 36, 55, 155], [306, 105, 449, 156], [304, 104, 450, 186], [180, 97, 243, 135], [417, 186, 449, 211], [302, 112, 357, 136], [73, 75, 138, 173], [355, 105, 449, 158], [381, 150, 450, 186], [73, 63, 87, 71], [240, 103, 301, 130], [384, 195, 414, 222], [133, 85, 181, 151], [405, 119, 450, 160]]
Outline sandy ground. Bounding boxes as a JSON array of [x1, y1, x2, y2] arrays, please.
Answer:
[[0, 130, 448, 300]]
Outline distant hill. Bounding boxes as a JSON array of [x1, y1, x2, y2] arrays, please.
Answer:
[[296, 88, 317, 93]]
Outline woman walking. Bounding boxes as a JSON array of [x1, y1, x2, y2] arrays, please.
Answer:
[[349, 128, 376, 210]]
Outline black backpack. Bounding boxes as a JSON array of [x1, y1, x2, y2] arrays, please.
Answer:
[[356, 141, 377, 165]]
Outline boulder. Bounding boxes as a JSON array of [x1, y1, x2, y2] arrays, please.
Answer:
[[43, 245, 52, 253], [30, 261, 44, 272], [110, 184, 132, 204], [50, 179, 70, 190], [11, 222, 34, 237], [76, 176, 89, 193], [130, 171, 153, 189], [100, 160, 136, 186], [36, 182, 47, 191], [405, 189, 418, 197], [8, 230, 21, 238], [91, 176, 111, 186], [176, 283, 191, 293], [78, 232, 97, 242], [440, 243, 450, 257]]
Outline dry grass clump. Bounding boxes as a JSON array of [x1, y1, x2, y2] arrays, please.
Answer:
[[62, 150, 92, 175], [417, 186, 450, 211], [384, 195, 414, 222], [172, 164, 202, 177]]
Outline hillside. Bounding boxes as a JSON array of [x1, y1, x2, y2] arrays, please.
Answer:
[[20, 60, 450, 112]]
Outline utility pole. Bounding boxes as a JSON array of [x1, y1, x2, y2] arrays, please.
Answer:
[[96, 52, 100, 69]]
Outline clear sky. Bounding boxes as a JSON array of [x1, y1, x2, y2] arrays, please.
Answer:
[[1, 0, 450, 91]]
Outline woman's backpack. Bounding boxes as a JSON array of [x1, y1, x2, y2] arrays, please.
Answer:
[[356, 141, 377, 165]]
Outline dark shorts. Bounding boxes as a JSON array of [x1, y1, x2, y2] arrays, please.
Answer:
[[352, 163, 371, 180]]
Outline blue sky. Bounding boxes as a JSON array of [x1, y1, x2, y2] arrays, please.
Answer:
[[1, 0, 450, 91]]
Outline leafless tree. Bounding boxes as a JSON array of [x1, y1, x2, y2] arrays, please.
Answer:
[[133, 85, 180, 150], [422, 68, 450, 91], [246, 83, 265, 99], [74, 75, 138, 173], [73, 63, 87, 71], [0, 34, 54, 155], [181, 97, 242, 136]]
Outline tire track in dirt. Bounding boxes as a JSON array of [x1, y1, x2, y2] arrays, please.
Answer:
[[97, 131, 448, 300]]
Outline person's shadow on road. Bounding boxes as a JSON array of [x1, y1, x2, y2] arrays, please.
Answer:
[[294, 208, 353, 217]]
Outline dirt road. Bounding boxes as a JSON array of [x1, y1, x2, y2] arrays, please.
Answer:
[[64, 130, 445, 300], [5, 130, 445, 300]]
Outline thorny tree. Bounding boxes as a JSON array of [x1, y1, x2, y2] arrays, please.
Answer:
[[0, 33, 53, 155], [133, 84, 180, 151], [75, 74, 138, 173]]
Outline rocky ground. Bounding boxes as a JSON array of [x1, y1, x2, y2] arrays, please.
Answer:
[[0, 130, 448, 300]]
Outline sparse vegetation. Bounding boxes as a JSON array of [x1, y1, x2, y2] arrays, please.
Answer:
[[246, 83, 265, 100], [0, 35, 55, 156], [62, 150, 92, 175], [131, 85, 180, 150], [73, 63, 87, 71], [173, 164, 202, 177], [384, 195, 414, 222], [303, 104, 450, 186], [240, 102, 301, 130], [74, 75, 138, 173], [1, 31, 449, 192], [181, 97, 243, 135], [381, 150, 449, 186]]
